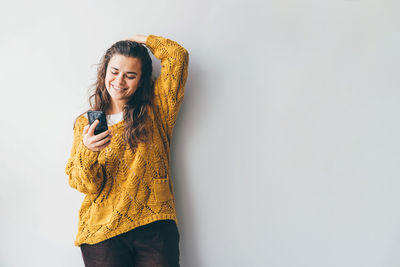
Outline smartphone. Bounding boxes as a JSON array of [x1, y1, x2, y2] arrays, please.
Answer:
[[87, 110, 108, 135]]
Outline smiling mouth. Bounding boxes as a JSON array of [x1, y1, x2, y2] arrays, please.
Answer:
[[112, 84, 128, 91]]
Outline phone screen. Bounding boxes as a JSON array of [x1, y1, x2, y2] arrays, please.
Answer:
[[87, 110, 109, 135]]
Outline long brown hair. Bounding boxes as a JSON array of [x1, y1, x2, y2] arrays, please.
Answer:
[[73, 40, 154, 150]]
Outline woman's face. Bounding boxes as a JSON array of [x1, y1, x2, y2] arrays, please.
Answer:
[[105, 54, 142, 111]]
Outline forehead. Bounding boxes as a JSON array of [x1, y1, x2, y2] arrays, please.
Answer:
[[108, 54, 141, 72]]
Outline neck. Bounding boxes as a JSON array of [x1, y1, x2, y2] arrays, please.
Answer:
[[107, 104, 125, 115], [107, 110, 123, 115]]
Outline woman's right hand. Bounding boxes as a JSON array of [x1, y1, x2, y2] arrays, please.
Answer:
[[82, 119, 113, 152], [127, 34, 148, 44]]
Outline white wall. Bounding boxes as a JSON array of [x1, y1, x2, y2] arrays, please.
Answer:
[[0, 0, 399, 266]]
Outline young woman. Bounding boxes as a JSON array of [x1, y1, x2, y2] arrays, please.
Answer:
[[65, 34, 189, 267]]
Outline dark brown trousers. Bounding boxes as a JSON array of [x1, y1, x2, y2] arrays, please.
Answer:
[[80, 220, 180, 267]]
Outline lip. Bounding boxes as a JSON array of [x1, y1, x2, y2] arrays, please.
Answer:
[[112, 84, 128, 91]]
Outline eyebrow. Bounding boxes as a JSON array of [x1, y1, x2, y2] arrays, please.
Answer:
[[110, 67, 137, 75]]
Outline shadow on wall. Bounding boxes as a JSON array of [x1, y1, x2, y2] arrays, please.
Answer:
[[170, 57, 205, 266]]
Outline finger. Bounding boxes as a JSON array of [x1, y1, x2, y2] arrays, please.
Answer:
[[93, 129, 112, 143], [99, 129, 112, 139], [89, 119, 99, 136], [94, 134, 112, 147], [95, 138, 111, 151]]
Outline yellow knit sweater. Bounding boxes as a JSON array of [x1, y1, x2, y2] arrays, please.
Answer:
[[65, 35, 189, 246]]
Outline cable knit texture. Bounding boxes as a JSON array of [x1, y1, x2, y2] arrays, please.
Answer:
[[65, 35, 189, 246]]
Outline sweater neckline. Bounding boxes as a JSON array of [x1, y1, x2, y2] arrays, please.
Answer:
[[82, 115, 125, 130], [107, 111, 123, 117]]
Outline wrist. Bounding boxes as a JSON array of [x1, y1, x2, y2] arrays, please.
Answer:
[[130, 34, 148, 44], [141, 35, 148, 44]]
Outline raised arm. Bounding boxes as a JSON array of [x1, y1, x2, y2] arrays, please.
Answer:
[[65, 116, 105, 201], [141, 35, 189, 136]]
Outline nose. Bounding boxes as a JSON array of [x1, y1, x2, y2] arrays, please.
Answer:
[[115, 73, 126, 86]]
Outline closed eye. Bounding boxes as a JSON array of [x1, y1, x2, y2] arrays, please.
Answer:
[[111, 71, 136, 79]]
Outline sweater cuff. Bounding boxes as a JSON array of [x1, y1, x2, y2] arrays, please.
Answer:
[[145, 34, 158, 47], [145, 34, 163, 54], [77, 140, 100, 165]]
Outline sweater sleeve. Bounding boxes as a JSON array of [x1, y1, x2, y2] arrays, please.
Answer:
[[145, 35, 189, 135], [65, 116, 105, 199]]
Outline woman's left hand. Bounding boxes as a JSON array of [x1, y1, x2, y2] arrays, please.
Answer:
[[127, 34, 148, 44]]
